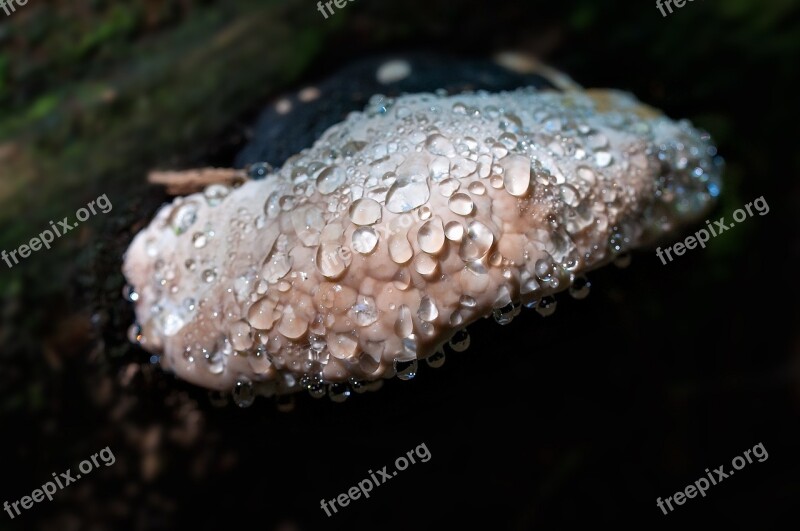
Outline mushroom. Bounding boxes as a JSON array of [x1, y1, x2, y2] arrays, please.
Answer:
[[123, 84, 721, 406]]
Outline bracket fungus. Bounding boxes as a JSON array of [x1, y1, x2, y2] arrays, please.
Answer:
[[123, 83, 721, 406]]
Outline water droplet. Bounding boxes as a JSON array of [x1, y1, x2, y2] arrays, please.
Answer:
[[395, 305, 414, 337], [444, 221, 464, 242], [459, 221, 494, 261], [232, 378, 255, 408], [204, 184, 230, 206], [248, 162, 274, 179], [418, 296, 439, 322], [316, 243, 350, 278], [413, 253, 438, 276], [503, 155, 531, 197], [202, 269, 217, 283], [170, 202, 198, 235], [426, 350, 445, 368], [492, 302, 517, 325], [248, 297, 278, 330], [417, 217, 445, 254], [307, 377, 327, 398], [277, 305, 309, 339], [425, 134, 456, 157], [569, 275, 591, 299], [230, 320, 254, 350], [329, 383, 351, 403], [192, 232, 208, 249], [595, 151, 613, 167], [348, 295, 379, 326], [386, 176, 430, 213], [394, 359, 418, 380], [123, 285, 139, 302], [438, 178, 460, 197], [389, 233, 413, 264], [317, 166, 347, 194], [614, 253, 632, 268], [536, 296, 557, 317], [459, 295, 476, 308], [448, 329, 470, 352], [328, 332, 359, 360], [349, 198, 382, 225], [560, 184, 581, 207], [333, 219, 364, 250], [449, 193, 474, 216], [468, 181, 486, 195]]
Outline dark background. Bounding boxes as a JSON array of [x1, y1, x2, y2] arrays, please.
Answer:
[[1, 0, 798, 530]]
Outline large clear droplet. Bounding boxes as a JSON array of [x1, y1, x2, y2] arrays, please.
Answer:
[[449, 193, 474, 216], [418, 296, 439, 322], [503, 155, 531, 197], [317, 166, 346, 194], [349, 198, 382, 225], [248, 297, 277, 330], [386, 176, 430, 213], [352, 227, 379, 254], [389, 233, 413, 264], [425, 134, 456, 157], [417, 217, 445, 254], [316, 243, 350, 278], [459, 221, 494, 261]]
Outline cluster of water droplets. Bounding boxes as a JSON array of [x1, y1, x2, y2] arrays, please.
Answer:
[[124, 87, 720, 408]]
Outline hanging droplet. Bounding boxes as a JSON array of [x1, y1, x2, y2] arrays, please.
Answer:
[[569, 275, 591, 299], [426, 350, 445, 368], [492, 302, 517, 325], [329, 383, 351, 403], [394, 359, 418, 380], [536, 296, 557, 317], [232, 378, 255, 408], [614, 253, 632, 268], [448, 329, 470, 352]]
